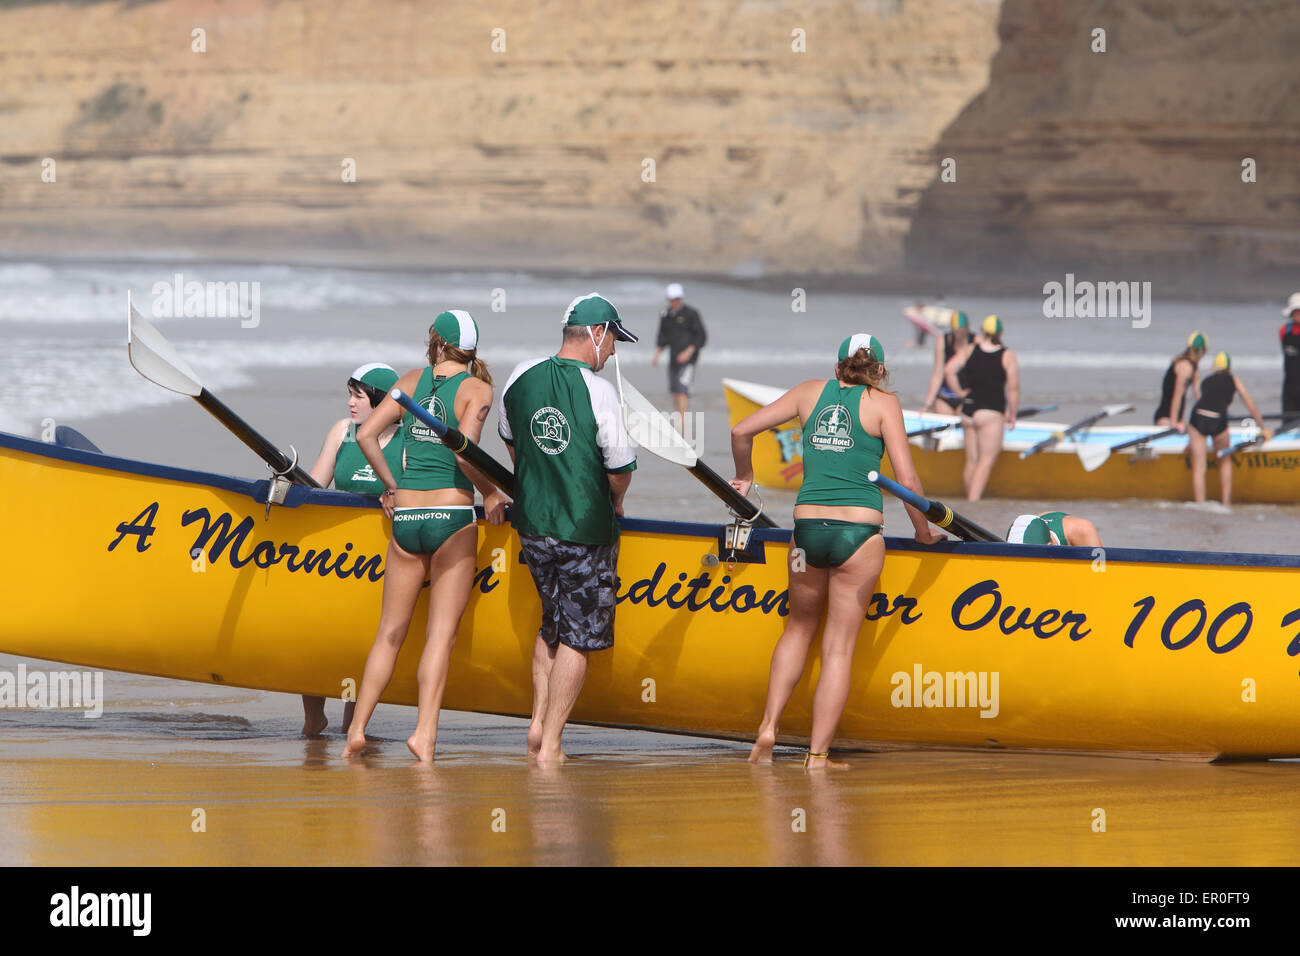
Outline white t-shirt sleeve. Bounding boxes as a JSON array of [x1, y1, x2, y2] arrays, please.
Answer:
[[583, 372, 637, 472]]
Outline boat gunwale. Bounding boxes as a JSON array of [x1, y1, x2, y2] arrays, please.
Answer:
[[4, 428, 1300, 570]]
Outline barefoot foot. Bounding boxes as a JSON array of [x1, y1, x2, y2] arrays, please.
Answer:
[[302, 713, 328, 737], [407, 733, 436, 762], [526, 721, 544, 758], [536, 746, 567, 769], [748, 729, 776, 764], [341, 732, 367, 757]]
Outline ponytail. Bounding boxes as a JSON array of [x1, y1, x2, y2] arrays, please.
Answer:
[[427, 329, 493, 385], [835, 349, 890, 389]]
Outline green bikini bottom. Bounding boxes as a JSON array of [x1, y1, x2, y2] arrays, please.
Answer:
[[392, 506, 475, 555], [792, 518, 882, 569]]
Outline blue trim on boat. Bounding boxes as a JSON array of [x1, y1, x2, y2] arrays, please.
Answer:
[[5, 428, 1299, 569]]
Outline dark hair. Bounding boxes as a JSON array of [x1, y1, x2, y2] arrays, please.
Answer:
[[427, 328, 492, 385], [347, 378, 385, 408], [835, 349, 889, 388]]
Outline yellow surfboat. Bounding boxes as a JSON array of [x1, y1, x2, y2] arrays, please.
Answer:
[[723, 377, 1300, 502], [3, 428, 1300, 759]]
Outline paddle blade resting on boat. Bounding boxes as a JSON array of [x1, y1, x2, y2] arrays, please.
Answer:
[[611, 355, 698, 467], [127, 292, 203, 397]]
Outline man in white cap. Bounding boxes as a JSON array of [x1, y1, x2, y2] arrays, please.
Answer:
[[1281, 293, 1300, 427], [652, 282, 707, 417]]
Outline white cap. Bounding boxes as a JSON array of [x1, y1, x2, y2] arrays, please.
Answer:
[[1283, 292, 1300, 317], [665, 283, 684, 300]]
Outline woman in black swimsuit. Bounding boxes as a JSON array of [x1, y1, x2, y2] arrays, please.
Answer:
[[1154, 331, 1206, 430], [1187, 351, 1269, 506], [946, 314, 1019, 501]]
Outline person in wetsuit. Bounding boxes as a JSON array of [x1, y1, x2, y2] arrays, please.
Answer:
[[1187, 351, 1270, 506], [1154, 331, 1207, 431], [946, 314, 1019, 502]]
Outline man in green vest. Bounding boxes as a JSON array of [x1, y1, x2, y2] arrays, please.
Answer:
[[498, 293, 638, 767]]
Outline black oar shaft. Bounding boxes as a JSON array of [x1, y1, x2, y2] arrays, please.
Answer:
[[196, 390, 320, 487], [393, 390, 515, 495], [688, 460, 778, 528]]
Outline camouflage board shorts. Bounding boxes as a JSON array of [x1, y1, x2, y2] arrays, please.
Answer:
[[519, 533, 619, 652]]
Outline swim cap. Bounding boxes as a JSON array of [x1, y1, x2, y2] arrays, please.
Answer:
[[950, 310, 969, 330], [1213, 351, 1231, 372], [982, 314, 1003, 336], [1007, 515, 1058, 545], [348, 363, 399, 408], [1187, 331, 1207, 352], [432, 310, 479, 350], [837, 333, 885, 364]]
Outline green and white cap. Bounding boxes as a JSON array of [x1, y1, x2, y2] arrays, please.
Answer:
[[1007, 514, 1058, 545], [563, 293, 638, 342], [348, 363, 399, 406], [1187, 330, 1207, 351], [433, 310, 479, 350], [837, 333, 885, 364]]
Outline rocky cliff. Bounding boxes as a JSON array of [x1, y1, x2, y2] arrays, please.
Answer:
[[0, 0, 1000, 274]]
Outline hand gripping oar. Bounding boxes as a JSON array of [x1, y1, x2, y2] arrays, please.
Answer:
[[127, 293, 319, 487], [390, 390, 515, 495], [1076, 426, 1182, 472], [1019, 404, 1134, 460], [867, 471, 1001, 543], [1217, 422, 1300, 460], [611, 356, 776, 527]]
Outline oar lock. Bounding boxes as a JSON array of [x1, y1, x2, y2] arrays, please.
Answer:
[[263, 445, 300, 517], [704, 488, 766, 568]]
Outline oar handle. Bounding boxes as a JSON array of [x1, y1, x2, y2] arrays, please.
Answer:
[[867, 471, 1002, 543], [689, 460, 778, 528], [197, 390, 320, 487], [392, 389, 516, 496]]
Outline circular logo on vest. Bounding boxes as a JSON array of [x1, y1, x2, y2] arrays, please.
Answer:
[[530, 406, 570, 455], [409, 394, 447, 444], [808, 404, 854, 452]]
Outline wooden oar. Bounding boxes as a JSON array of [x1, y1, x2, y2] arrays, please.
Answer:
[[612, 355, 776, 527], [390, 390, 515, 495], [1217, 422, 1300, 460], [1019, 404, 1134, 460], [1076, 426, 1182, 472], [867, 470, 1001, 543], [127, 293, 319, 486]]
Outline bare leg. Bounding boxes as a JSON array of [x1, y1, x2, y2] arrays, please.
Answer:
[[1213, 430, 1232, 506], [1188, 428, 1207, 502], [749, 554, 828, 763], [966, 410, 1005, 502], [673, 392, 689, 418], [536, 643, 588, 767], [407, 523, 477, 762], [528, 635, 557, 756], [960, 417, 978, 496], [806, 536, 885, 768], [343, 537, 428, 757], [301, 695, 328, 737]]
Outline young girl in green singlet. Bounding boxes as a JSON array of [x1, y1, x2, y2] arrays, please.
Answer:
[[730, 334, 944, 768]]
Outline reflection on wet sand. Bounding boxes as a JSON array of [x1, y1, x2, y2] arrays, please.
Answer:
[[3, 735, 1298, 865]]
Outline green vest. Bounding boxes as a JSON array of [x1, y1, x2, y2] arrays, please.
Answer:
[[334, 423, 404, 494], [500, 356, 636, 545], [795, 380, 884, 511], [400, 368, 473, 492]]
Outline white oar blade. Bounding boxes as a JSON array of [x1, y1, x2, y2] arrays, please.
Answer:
[[1076, 443, 1111, 472], [1102, 404, 1135, 418], [127, 293, 202, 397], [614, 368, 699, 467]]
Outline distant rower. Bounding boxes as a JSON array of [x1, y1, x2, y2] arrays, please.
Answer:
[[1187, 351, 1270, 506], [1154, 331, 1207, 431], [1281, 293, 1300, 428]]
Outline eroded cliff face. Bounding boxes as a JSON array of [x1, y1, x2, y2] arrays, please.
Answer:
[[0, 0, 1001, 273], [905, 0, 1300, 284]]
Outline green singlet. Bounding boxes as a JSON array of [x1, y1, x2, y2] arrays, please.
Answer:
[[795, 380, 884, 511], [333, 423, 404, 494], [400, 368, 473, 492]]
